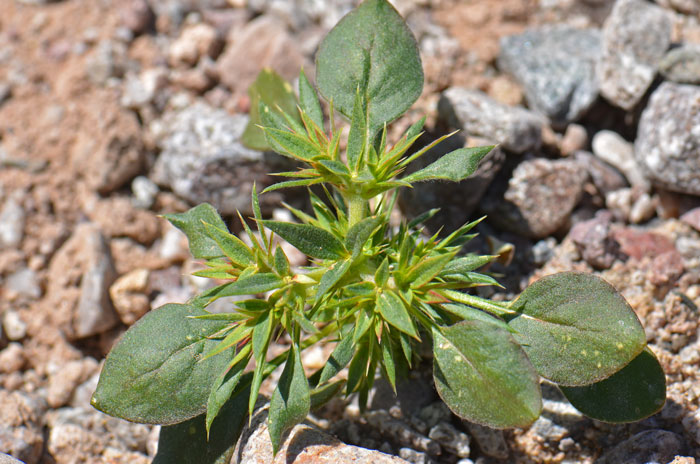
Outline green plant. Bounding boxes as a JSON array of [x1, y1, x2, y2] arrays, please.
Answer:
[[91, 1, 666, 461]]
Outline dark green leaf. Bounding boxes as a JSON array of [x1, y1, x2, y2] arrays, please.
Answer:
[[432, 321, 542, 428], [318, 159, 351, 178], [249, 311, 274, 416], [242, 68, 300, 151], [345, 216, 382, 258], [263, 127, 319, 161], [315, 259, 351, 304], [164, 204, 226, 259], [381, 337, 397, 392], [310, 379, 345, 410], [346, 87, 368, 171], [269, 344, 310, 455], [508, 272, 646, 386], [274, 246, 290, 276], [346, 338, 370, 393], [215, 273, 284, 298], [202, 222, 254, 267], [560, 347, 665, 422], [206, 360, 246, 434], [374, 257, 390, 288], [91, 304, 234, 424], [316, 0, 423, 135], [441, 255, 495, 275], [299, 69, 324, 129], [263, 177, 324, 193], [319, 333, 355, 385], [441, 304, 512, 332], [406, 253, 454, 289], [405, 116, 426, 140], [403, 146, 493, 183], [153, 375, 250, 464], [263, 220, 346, 260], [377, 290, 418, 338]]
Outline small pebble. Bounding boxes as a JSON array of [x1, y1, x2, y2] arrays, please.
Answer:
[[2, 310, 27, 340]]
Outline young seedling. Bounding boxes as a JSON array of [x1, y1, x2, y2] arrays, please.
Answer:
[[91, 1, 666, 461]]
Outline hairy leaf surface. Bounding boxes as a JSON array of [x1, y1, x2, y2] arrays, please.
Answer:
[[508, 272, 646, 386]]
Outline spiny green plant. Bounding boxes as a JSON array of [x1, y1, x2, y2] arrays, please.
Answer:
[[91, 1, 665, 461]]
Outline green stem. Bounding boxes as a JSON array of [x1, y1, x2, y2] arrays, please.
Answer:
[[347, 194, 366, 227], [440, 289, 516, 318]]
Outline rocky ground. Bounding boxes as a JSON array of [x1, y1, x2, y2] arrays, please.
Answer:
[[0, 0, 700, 463]]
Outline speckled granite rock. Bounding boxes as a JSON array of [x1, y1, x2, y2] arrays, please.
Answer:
[[634, 82, 700, 196], [499, 25, 600, 126], [233, 406, 409, 464], [438, 87, 544, 154], [150, 101, 287, 215], [597, 0, 672, 110], [660, 44, 700, 85], [481, 157, 587, 239]]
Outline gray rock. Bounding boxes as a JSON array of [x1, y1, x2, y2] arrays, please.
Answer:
[[0, 390, 47, 464], [366, 409, 441, 456], [438, 88, 544, 154], [481, 158, 588, 239], [47, 223, 119, 339], [131, 175, 159, 209], [74, 226, 119, 338], [660, 44, 700, 85], [120, 69, 168, 110], [233, 405, 409, 463], [463, 423, 508, 459], [0, 453, 24, 464], [574, 150, 628, 196], [592, 130, 649, 191], [428, 422, 470, 458], [499, 25, 601, 126], [247, 0, 355, 31], [634, 82, 700, 196], [400, 137, 505, 232], [0, 193, 25, 249], [398, 448, 436, 464], [595, 430, 686, 464], [597, 0, 672, 110], [5, 267, 41, 300], [151, 101, 286, 215]]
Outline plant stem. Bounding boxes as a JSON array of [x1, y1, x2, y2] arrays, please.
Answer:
[[347, 194, 366, 227], [440, 289, 516, 318]]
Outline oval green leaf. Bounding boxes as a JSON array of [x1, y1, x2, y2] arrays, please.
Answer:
[[560, 347, 666, 423], [432, 321, 542, 428], [316, 0, 423, 135], [164, 204, 227, 260], [508, 272, 646, 386], [91, 304, 234, 425]]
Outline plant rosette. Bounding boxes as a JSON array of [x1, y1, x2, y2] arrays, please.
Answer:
[[91, 1, 666, 461]]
